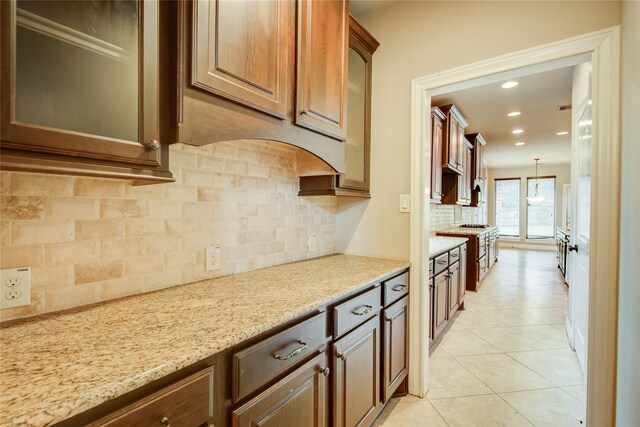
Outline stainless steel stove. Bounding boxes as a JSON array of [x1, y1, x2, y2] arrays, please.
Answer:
[[459, 224, 490, 228]]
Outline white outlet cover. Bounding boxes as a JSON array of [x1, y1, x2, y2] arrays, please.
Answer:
[[1, 267, 30, 310], [205, 246, 221, 272]]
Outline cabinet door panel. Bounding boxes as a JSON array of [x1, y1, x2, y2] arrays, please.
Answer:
[[333, 315, 381, 427], [448, 262, 460, 318], [192, 0, 291, 118], [296, 0, 348, 140], [459, 244, 467, 304], [433, 272, 448, 338], [1, 0, 161, 167], [233, 353, 328, 427], [383, 297, 408, 403], [431, 111, 444, 202]]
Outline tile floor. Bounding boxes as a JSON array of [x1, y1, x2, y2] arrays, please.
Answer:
[[375, 248, 586, 426]]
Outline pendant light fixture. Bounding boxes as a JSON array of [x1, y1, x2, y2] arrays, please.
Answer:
[[527, 158, 545, 204]]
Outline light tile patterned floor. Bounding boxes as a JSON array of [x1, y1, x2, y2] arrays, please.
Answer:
[[375, 249, 585, 426]]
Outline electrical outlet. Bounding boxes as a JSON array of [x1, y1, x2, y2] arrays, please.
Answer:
[[205, 246, 221, 272], [1, 267, 30, 310], [307, 235, 317, 253]]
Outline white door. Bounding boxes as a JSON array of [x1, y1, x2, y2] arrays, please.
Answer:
[[570, 95, 592, 376]]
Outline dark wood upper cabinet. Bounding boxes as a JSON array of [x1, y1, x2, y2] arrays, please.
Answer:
[[442, 136, 472, 205], [192, 0, 291, 119], [298, 14, 379, 197], [467, 133, 487, 207], [333, 315, 381, 427], [0, 0, 174, 184], [439, 104, 468, 175], [430, 107, 445, 203], [296, 0, 349, 141]]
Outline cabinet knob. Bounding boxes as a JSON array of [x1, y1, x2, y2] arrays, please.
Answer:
[[320, 367, 330, 376], [301, 108, 310, 115], [146, 139, 160, 151], [160, 417, 171, 427], [336, 352, 346, 361], [569, 245, 579, 253]]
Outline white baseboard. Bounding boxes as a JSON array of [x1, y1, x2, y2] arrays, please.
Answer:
[[499, 243, 556, 252]]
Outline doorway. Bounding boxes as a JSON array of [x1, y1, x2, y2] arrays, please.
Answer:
[[407, 27, 620, 426]]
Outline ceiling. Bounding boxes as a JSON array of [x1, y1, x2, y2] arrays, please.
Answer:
[[349, 0, 398, 18], [432, 67, 575, 169]]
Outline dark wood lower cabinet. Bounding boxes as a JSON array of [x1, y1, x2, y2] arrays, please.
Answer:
[[333, 315, 381, 427], [382, 296, 408, 403], [429, 283, 434, 345], [448, 261, 460, 318], [232, 352, 329, 427], [433, 271, 448, 339], [459, 245, 467, 308]]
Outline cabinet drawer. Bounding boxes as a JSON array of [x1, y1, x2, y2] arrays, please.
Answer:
[[449, 247, 461, 263], [383, 271, 409, 307], [233, 312, 327, 402], [434, 253, 449, 276], [333, 286, 381, 339], [91, 367, 214, 427]]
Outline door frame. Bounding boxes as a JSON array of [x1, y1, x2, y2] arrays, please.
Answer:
[[408, 27, 620, 426]]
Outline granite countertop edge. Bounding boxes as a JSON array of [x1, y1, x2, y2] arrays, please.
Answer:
[[429, 237, 469, 258]]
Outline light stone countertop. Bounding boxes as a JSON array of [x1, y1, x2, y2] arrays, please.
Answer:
[[429, 237, 469, 258], [0, 254, 409, 427], [437, 226, 499, 236]]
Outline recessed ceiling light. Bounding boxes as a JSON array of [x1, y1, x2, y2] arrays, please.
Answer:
[[515, 142, 525, 146], [556, 131, 569, 135], [507, 111, 521, 117], [501, 81, 519, 89], [512, 129, 524, 134]]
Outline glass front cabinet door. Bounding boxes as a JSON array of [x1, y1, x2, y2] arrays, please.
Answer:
[[297, 15, 378, 198], [0, 0, 173, 183]]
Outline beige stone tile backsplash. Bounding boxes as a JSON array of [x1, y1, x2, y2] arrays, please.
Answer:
[[429, 204, 480, 235], [0, 140, 336, 321]]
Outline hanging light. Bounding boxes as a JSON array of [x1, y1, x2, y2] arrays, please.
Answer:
[[527, 158, 545, 204]]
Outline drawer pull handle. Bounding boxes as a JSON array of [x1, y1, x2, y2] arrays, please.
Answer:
[[451, 253, 459, 258], [437, 260, 448, 265], [392, 284, 407, 292], [352, 305, 373, 316], [320, 367, 330, 376], [160, 417, 171, 427], [273, 341, 307, 360], [146, 139, 160, 151]]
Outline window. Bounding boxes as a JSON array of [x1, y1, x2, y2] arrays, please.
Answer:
[[527, 177, 556, 239], [495, 178, 520, 237]]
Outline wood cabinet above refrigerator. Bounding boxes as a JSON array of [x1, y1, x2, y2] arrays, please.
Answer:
[[438, 104, 468, 176]]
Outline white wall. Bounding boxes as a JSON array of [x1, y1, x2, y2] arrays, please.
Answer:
[[616, 1, 640, 424], [487, 163, 571, 248], [336, 0, 620, 259]]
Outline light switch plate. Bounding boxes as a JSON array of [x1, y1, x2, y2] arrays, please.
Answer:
[[0, 267, 30, 310], [399, 194, 411, 213]]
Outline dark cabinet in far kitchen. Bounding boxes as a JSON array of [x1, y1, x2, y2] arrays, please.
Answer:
[[439, 104, 468, 175], [430, 107, 445, 203], [448, 260, 460, 319], [0, 0, 173, 184], [432, 271, 449, 339], [296, 0, 349, 141]]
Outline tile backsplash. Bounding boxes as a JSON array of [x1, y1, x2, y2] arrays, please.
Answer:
[[429, 204, 481, 235], [0, 140, 336, 321]]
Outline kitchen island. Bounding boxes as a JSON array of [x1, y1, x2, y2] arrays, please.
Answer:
[[437, 226, 500, 291], [0, 254, 409, 427]]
